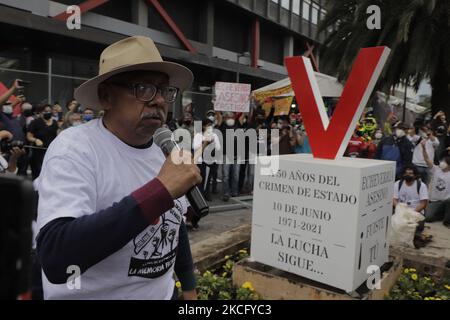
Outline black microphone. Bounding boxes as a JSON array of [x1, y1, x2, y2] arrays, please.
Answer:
[[153, 128, 209, 218]]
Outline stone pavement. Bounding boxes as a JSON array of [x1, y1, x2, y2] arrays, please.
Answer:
[[391, 221, 450, 278], [187, 208, 252, 245]]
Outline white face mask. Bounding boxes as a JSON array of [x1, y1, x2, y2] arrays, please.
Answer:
[[439, 161, 448, 170], [375, 132, 383, 140], [205, 127, 213, 134], [226, 119, 235, 127], [72, 121, 82, 127], [2, 104, 13, 114], [395, 129, 406, 138]]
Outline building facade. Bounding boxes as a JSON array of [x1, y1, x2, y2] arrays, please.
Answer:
[[0, 0, 328, 116]]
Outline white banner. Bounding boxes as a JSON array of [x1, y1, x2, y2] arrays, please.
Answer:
[[214, 82, 251, 113]]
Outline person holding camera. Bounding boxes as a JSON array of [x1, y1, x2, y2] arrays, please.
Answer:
[[0, 129, 25, 174], [0, 99, 28, 175]]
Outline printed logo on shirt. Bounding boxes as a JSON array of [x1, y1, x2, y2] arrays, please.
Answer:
[[436, 178, 446, 192], [128, 199, 184, 279]]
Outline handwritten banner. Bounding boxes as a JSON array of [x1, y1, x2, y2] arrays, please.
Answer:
[[214, 82, 251, 113]]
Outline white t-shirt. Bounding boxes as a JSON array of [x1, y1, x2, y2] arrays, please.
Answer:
[[35, 119, 188, 300], [412, 138, 439, 167], [193, 131, 221, 163], [429, 165, 450, 201], [394, 180, 429, 213]]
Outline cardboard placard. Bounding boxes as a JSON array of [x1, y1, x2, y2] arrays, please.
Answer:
[[214, 82, 251, 113]]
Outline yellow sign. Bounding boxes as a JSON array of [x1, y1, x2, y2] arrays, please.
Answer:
[[253, 84, 292, 102], [262, 96, 294, 117]]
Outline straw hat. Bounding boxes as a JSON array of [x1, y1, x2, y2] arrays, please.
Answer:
[[74, 36, 193, 110]]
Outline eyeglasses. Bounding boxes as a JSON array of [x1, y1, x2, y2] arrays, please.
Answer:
[[106, 82, 179, 103]]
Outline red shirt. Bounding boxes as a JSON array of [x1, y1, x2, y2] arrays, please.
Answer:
[[346, 136, 365, 157]]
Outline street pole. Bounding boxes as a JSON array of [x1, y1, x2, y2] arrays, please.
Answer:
[[236, 52, 250, 83], [48, 58, 52, 105], [402, 80, 408, 122], [236, 59, 240, 83]]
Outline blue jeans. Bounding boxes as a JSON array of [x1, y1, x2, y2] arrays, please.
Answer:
[[416, 166, 430, 185], [222, 164, 239, 197]]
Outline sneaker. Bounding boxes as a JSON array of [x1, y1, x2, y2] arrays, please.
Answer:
[[444, 222, 450, 229], [413, 237, 426, 249], [222, 195, 230, 202]]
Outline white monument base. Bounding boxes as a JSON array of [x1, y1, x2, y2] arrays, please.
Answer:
[[251, 154, 396, 292]]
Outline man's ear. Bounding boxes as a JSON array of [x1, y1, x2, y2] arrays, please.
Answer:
[[98, 84, 111, 111]]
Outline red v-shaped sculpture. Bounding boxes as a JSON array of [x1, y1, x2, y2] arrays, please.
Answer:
[[285, 47, 390, 160]]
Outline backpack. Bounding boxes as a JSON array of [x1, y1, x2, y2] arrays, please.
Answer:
[[381, 143, 401, 162], [381, 143, 402, 175]]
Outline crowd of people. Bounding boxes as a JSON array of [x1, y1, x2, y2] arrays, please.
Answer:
[[165, 101, 450, 233], [343, 110, 450, 241], [0, 80, 101, 178], [1, 78, 449, 235]]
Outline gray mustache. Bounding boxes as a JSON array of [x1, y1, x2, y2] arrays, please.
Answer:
[[141, 111, 164, 121]]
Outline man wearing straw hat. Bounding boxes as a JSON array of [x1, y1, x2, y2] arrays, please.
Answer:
[[35, 36, 201, 300]]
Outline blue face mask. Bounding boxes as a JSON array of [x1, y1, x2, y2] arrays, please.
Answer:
[[83, 114, 93, 122]]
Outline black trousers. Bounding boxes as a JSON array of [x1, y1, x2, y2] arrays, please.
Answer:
[[198, 163, 218, 196], [30, 150, 46, 180], [16, 152, 29, 176]]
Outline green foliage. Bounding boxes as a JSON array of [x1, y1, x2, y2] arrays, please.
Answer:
[[318, 0, 450, 102], [387, 267, 450, 300], [190, 248, 262, 300]]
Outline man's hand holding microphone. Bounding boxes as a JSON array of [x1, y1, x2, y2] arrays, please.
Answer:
[[154, 128, 209, 218], [157, 148, 202, 199]]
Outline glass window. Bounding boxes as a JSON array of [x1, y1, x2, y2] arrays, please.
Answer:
[[321, 8, 327, 21], [271, 0, 279, 3], [281, 0, 290, 9], [293, 0, 300, 15], [311, 3, 319, 25], [302, 0, 310, 20]]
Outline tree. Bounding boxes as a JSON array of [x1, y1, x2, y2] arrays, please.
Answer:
[[318, 0, 450, 117]]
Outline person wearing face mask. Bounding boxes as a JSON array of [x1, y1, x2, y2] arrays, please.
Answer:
[[0, 101, 28, 176], [410, 127, 440, 184], [52, 103, 63, 121], [217, 111, 241, 201], [193, 119, 221, 205], [82, 108, 95, 123], [62, 112, 83, 130], [376, 122, 414, 179], [421, 140, 450, 228], [205, 110, 216, 125], [27, 104, 59, 179], [393, 164, 429, 248], [19, 102, 36, 127], [373, 129, 383, 145]]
